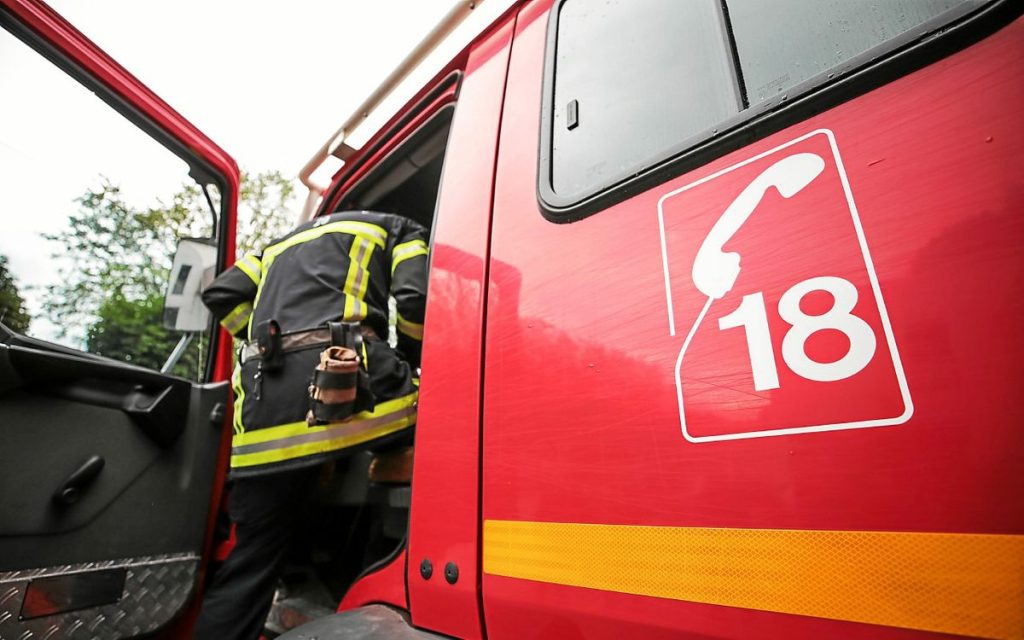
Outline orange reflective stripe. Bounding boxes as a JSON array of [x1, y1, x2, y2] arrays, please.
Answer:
[[483, 520, 1024, 640]]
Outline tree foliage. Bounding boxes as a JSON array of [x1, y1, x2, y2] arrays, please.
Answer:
[[237, 170, 297, 254], [86, 291, 193, 369], [42, 180, 212, 336], [0, 255, 31, 333], [40, 170, 296, 377]]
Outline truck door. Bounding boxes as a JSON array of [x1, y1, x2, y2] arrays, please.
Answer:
[[482, 0, 1022, 639], [0, 1, 238, 638]]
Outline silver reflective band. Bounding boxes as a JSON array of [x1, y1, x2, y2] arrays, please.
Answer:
[[231, 405, 417, 456]]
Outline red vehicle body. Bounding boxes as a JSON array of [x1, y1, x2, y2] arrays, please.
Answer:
[[0, 1, 1021, 639]]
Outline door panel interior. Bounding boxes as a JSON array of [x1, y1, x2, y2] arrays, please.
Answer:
[[0, 338, 227, 637], [0, 1, 240, 636]]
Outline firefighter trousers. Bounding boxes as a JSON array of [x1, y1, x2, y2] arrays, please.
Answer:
[[192, 465, 320, 640]]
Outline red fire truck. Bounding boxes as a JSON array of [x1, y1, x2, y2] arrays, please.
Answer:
[[0, 0, 1021, 638]]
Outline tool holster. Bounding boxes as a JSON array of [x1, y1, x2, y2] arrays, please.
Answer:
[[306, 322, 375, 426], [254, 319, 284, 371]]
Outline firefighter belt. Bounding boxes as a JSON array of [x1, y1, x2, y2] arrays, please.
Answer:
[[231, 323, 417, 479]]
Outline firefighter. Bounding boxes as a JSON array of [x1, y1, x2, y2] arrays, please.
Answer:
[[193, 210, 428, 640]]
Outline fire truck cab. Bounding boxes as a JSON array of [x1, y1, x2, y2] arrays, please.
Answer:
[[0, 1, 1021, 639]]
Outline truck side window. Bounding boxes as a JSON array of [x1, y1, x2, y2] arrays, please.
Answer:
[[730, 0, 968, 106], [540, 0, 982, 218], [0, 26, 216, 381], [549, 0, 739, 201]]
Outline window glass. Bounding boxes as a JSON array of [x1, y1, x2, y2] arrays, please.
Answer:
[[545, 0, 977, 212], [551, 0, 739, 198], [731, 0, 968, 105], [0, 27, 216, 381]]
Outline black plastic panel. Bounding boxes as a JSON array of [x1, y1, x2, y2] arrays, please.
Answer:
[[0, 343, 227, 572]]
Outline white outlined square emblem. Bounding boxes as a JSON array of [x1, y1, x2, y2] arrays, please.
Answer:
[[658, 129, 911, 443]]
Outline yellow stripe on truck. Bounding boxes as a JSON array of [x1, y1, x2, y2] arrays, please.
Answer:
[[483, 520, 1024, 640]]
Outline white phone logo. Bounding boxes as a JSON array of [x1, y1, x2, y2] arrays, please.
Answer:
[[692, 153, 825, 299], [659, 129, 912, 443], [680, 152, 877, 413]]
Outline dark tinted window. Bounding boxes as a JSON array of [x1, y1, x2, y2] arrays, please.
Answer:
[[171, 265, 192, 295], [550, 0, 738, 199], [731, 0, 967, 105], [543, 0, 978, 214]]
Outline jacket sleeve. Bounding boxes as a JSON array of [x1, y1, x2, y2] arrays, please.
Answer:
[[389, 221, 429, 369], [201, 252, 262, 339]]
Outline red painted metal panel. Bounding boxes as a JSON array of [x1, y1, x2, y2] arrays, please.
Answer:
[[483, 576, 969, 640], [483, 0, 1023, 637], [406, 13, 516, 640], [338, 549, 408, 612]]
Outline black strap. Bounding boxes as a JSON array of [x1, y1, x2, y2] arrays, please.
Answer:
[[328, 321, 346, 348], [313, 368, 357, 390], [328, 321, 364, 361], [309, 398, 356, 424]]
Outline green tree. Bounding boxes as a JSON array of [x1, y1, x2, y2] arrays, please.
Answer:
[[237, 170, 297, 254], [41, 170, 296, 377], [86, 291, 187, 369], [0, 255, 31, 333], [42, 179, 212, 336]]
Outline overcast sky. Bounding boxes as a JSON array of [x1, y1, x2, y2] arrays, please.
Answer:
[[54, 0, 509, 176], [0, 0, 512, 341]]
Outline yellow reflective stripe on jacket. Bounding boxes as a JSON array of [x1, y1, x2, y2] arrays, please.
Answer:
[[262, 221, 386, 273], [235, 254, 262, 285], [343, 236, 376, 321], [391, 239, 428, 275], [229, 391, 417, 468], [231, 364, 245, 435], [249, 220, 389, 333], [396, 313, 424, 340], [221, 301, 253, 335]]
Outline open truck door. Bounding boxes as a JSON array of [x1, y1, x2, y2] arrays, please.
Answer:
[[0, 1, 239, 637]]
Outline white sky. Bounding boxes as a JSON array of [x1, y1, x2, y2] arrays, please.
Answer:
[[0, 0, 513, 341]]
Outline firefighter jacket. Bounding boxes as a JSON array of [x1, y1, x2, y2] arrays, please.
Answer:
[[202, 210, 428, 478]]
